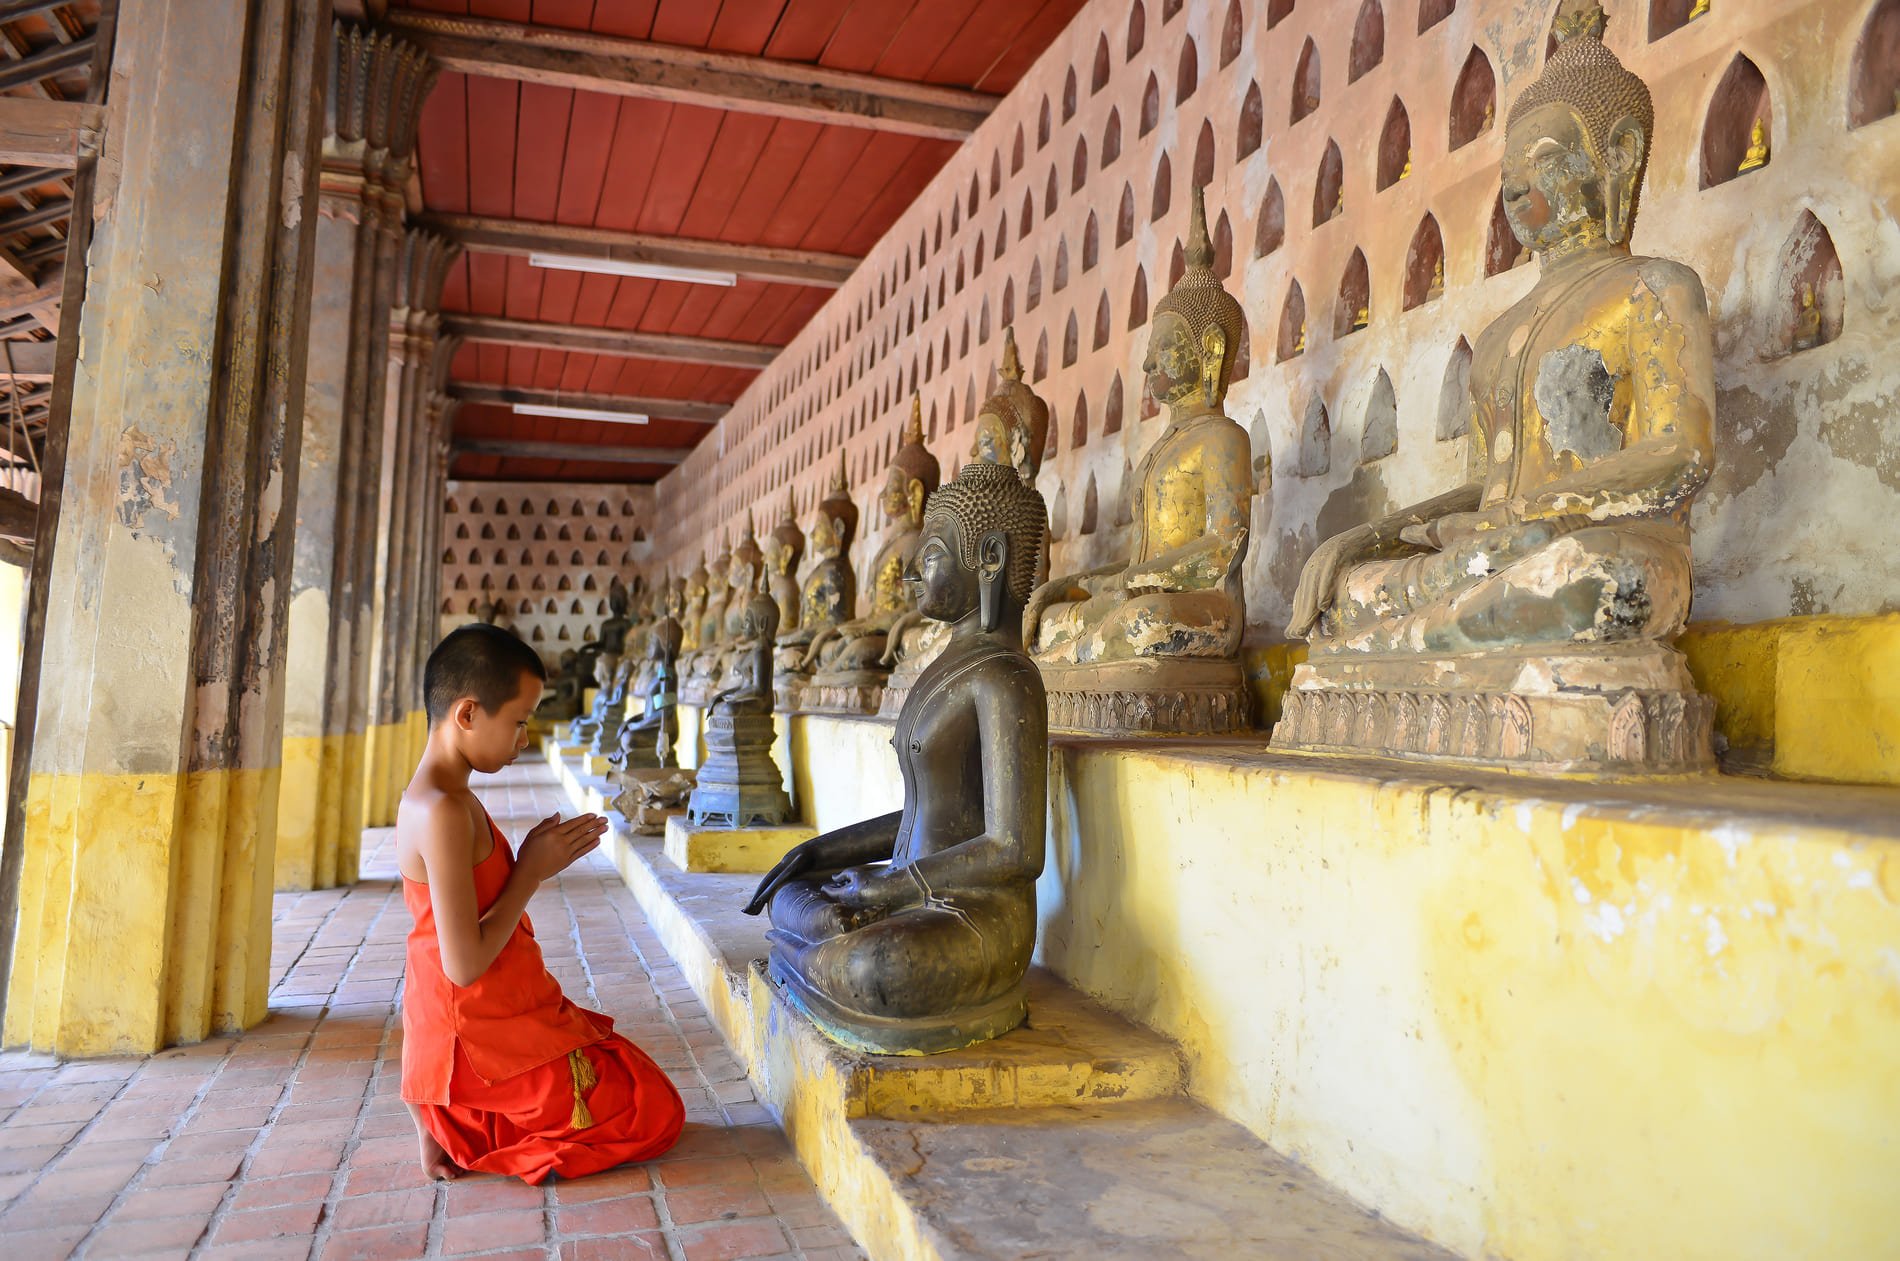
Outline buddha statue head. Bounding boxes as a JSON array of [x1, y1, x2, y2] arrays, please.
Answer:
[[740, 580, 781, 645], [709, 531, 733, 588], [1145, 183, 1246, 413], [971, 327, 1050, 483], [608, 574, 630, 620], [914, 462, 1048, 636], [811, 453, 859, 561], [729, 512, 764, 593], [1502, 0, 1653, 254], [684, 554, 709, 607], [881, 394, 942, 530], [766, 489, 805, 578]]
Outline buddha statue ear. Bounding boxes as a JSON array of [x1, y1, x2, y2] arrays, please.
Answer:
[[1602, 118, 1645, 247], [907, 479, 926, 525], [977, 529, 1010, 632], [1200, 325, 1228, 406]]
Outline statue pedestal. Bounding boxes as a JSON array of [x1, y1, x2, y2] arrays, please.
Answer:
[[803, 668, 886, 716], [610, 766, 696, 837], [687, 708, 793, 826], [1040, 656, 1251, 735], [663, 814, 815, 874], [1272, 642, 1716, 774]]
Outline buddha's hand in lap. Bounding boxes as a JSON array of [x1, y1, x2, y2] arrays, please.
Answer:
[[1289, 524, 1377, 638], [824, 865, 911, 912]]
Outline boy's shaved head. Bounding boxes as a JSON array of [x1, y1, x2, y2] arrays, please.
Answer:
[[424, 624, 547, 724]]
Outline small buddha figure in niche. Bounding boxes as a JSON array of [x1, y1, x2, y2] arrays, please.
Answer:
[[688, 581, 792, 828], [879, 328, 1049, 713], [1792, 282, 1823, 352], [763, 490, 806, 636], [611, 617, 682, 772], [743, 462, 1049, 1054], [774, 457, 858, 698], [801, 395, 941, 706], [1429, 256, 1446, 298], [1023, 183, 1254, 734], [1352, 304, 1370, 331], [1689, 0, 1709, 19], [1277, 0, 1717, 772], [1293, 320, 1307, 355], [1737, 116, 1769, 173]]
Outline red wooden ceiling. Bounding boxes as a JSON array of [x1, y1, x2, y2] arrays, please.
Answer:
[[400, 0, 1088, 481]]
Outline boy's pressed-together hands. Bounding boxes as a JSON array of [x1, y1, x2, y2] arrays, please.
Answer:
[[516, 811, 609, 882]]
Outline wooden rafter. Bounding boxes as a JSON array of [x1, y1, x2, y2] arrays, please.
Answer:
[[422, 212, 858, 289], [0, 97, 101, 168], [442, 313, 780, 370], [385, 11, 998, 141], [453, 438, 691, 467], [448, 381, 726, 425], [0, 338, 53, 380]]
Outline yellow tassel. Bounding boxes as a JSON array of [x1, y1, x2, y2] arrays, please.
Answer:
[[568, 1049, 598, 1131]]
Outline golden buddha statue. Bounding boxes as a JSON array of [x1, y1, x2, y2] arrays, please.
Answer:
[[1352, 304, 1370, 331], [1792, 282, 1822, 352], [678, 553, 710, 654], [1277, 0, 1717, 773], [774, 456, 858, 704], [1430, 256, 1445, 297], [1024, 183, 1254, 734], [1293, 320, 1307, 355], [681, 531, 736, 704], [1688, 0, 1709, 19], [763, 489, 806, 635], [1399, 151, 1412, 181], [879, 328, 1050, 716], [802, 394, 941, 711], [1737, 116, 1768, 174]]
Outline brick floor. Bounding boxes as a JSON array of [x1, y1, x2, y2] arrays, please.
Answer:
[[0, 763, 865, 1261]]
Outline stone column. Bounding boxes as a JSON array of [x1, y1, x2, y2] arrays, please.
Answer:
[[4, 0, 330, 1055], [277, 23, 432, 890], [363, 229, 457, 825]]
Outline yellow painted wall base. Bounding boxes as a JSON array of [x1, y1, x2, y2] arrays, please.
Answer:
[[662, 816, 816, 873], [7, 766, 279, 1055], [274, 733, 329, 891], [1679, 613, 1900, 785]]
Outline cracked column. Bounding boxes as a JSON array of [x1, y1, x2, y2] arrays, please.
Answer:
[[3, 0, 331, 1055], [277, 23, 433, 891]]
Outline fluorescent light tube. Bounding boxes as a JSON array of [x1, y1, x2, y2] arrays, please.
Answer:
[[513, 402, 649, 425], [527, 252, 737, 287]]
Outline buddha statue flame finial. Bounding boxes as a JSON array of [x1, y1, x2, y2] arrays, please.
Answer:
[[889, 393, 941, 511], [974, 326, 1051, 481], [999, 324, 1024, 384], [1151, 183, 1246, 401]]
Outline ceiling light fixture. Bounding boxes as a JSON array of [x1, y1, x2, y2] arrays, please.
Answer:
[[527, 252, 738, 287], [512, 402, 650, 425]]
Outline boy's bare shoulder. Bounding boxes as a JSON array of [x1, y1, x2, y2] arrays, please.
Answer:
[[397, 782, 478, 868]]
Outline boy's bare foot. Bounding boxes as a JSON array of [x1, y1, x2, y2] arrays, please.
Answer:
[[408, 1102, 462, 1181]]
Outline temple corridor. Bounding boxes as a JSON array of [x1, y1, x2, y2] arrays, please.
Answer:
[[0, 763, 862, 1261]]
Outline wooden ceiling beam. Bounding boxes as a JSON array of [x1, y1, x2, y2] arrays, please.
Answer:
[[385, 12, 997, 141], [443, 312, 780, 369], [0, 35, 95, 92], [0, 97, 101, 168], [422, 211, 857, 289], [0, 339, 53, 381], [448, 381, 726, 425], [452, 438, 690, 467]]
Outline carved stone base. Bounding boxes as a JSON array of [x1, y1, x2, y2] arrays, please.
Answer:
[[678, 679, 717, 709], [609, 766, 696, 836], [773, 673, 810, 713], [1272, 643, 1716, 774], [802, 669, 888, 716], [687, 708, 792, 827], [1040, 657, 1252, 736]]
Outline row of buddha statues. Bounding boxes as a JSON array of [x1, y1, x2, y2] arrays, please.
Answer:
[[533, 2, 1721, 1052]]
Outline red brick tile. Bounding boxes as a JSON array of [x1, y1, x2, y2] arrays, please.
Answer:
[[664, 1181, 773, 1225], [441, 1174, 545, 1214], [230, 1172, 334, 1212], [557, 1236, 668, 1261], [555, 1194, 660, 1235], [165, 1128, 258, 1159], [343, 1134, 416, 1166], [0, 1142, 63, 1173], [197, 1237, 314, 1260], [654, 1155, 758, 1189], [440, 1206, 547, 1253], [87, 1211, 215, 1255], [185, 1104, 278, 1133], [213, 1200, 325, 1244], [0, 1190, 119, 1230], [318, 1223, 430, 1261], [327, 1185, 434, 1231], [676, 1219, 794, 1261], [27, 1158, 142, 1197], [115, 1178, 233, 1219], [550, 1163, 653, 1203], [244, 1142, 343, 1178], [3, 1221, 92, 1260], [341, 1160, 433, 1197], [142, 1148, 247, 1186]]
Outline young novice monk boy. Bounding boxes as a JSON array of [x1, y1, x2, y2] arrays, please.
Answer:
[[398, 624, 685, 1182]]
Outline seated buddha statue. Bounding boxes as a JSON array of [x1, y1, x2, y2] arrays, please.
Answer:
[[688, 581, 793, 828], [1023, 183, 1255, 734], [878, 328, 1049, 715], [1276, 0, 1717, 773], [611, 616, 683, 772], [565, 648, 619, 746], [802, 395, 941, 709], [763, 490, 806, 638], [742, 461, 1049, 1054], [531, 647, 587, 722], [678, 555, 710, 655], [682, 533, 736, 704], [774, 457, 858, 700], [710, 516, 766, 692]]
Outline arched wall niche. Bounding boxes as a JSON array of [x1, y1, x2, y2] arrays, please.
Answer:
[[1350, 0, 1385, 82], [1256, 179, 1285, 257], [1277, 281, 1307, 361], [1419, 0, 1454, 32], [1238, 81, 1264, 158], [1362, 368, 1398, 461], [1377, 98, 1411, 189], [1449, 47, 1495, 150], [1220, 0, 1244, 68], [1292, 38, 1321, 124], [1335, 249, 1371, 338], [1769, 210, 1845, 358], [1403, 214, 1445, 310], [1701, 54, 1772, 188], [1313, 141, 1344, 226], [1850, 0, 1900, 127]]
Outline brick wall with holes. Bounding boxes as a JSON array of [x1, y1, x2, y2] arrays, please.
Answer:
[[650, 0, 1900, 639], [438, 480, 657, 662]]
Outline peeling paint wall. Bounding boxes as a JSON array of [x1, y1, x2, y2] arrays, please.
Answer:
[[650, 0, 1899, 639]]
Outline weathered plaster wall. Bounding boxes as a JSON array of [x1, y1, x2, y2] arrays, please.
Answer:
[[436, 479, 656, 662], [650, 0, 1900, 639]]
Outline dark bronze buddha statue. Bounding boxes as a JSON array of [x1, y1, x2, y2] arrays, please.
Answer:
[[743, 461, 1049, 1054]]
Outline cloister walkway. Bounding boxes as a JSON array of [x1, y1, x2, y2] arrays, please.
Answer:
[[0, 764, 862, 1261]]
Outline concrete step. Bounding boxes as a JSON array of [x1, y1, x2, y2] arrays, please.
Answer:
[[853, 1097, 1454, 1261]]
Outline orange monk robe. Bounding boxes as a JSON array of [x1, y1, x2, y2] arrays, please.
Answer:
[[401, 811, 684, 1183]]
